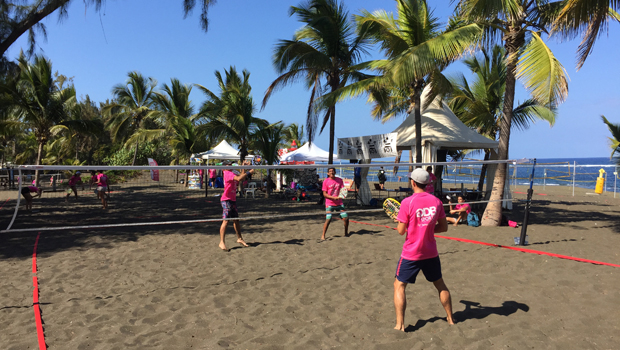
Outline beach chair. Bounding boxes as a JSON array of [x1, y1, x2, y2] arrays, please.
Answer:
[[244, 182, 257, 199]]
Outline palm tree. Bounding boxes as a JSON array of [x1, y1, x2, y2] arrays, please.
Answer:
[[103, 71, 160, 165], [320, 0, 481, 165], [254, 122, 286, 197], [448, 45, 556, 191], [262, 0, 373, 164], [601, 115, 620, 166], [283, 122, 306, 147], [197, 66, 267, 162], [455, 0, 569, 226], [552, 1, 620, 70], [0, 54, 75, 185]]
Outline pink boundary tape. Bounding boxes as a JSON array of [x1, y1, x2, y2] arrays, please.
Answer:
[[349, 219, 620, 268], [32, 232, 46, 350], [0, 198, 10, 210]]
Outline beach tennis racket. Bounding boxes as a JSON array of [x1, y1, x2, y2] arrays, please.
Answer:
[[338, 187, 348, 199], [383, 198, 401, 220]]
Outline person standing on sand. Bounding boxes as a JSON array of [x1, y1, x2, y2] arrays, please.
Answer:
[[425, 166, 436, 195], [219, 160, 254, 251], [94, 170, 108, 209], [321, 167, 349, 240], [65, 171, 82, 202], [209, 168, 217, 188], [393, 168, 454, 331]]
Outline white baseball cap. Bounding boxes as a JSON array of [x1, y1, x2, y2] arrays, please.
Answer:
[[410, 168, 430, 184]]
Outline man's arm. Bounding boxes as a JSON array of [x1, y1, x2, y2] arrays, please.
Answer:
[[435, 217, 448, 233], [323, 190, 338, 200], [397, 221, 407, 236], [233, 169, 253, 182]]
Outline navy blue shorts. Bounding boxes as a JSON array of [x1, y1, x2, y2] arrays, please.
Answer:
[[395, 256, 442, 284]]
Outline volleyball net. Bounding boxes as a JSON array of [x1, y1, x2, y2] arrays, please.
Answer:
[[0, 160, 527, 233]]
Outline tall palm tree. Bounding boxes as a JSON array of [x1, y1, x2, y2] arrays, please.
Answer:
[[262, 0, 372, 164], [197, 66, 267, 162], [552, 1, 620, 70], [0, 54, 75, 185], [103, 71, 159, 165], [320, 0, 481, 165], [601, 115, 620, 166], [254, 122, 286, 197], [456, 0, 569, 226], [448, 45, 556, 191]]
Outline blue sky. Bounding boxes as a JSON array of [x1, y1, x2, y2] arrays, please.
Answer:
[[5, 0, 620, 159]]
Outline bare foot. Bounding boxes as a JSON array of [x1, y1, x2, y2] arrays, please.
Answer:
[[447, 317, 455, 325], [453, 223, 458, 227], [219, 242, 228, 251], [237, 238, 249, 247], [321, 235, 326, 240], [394, 325, 405, 332], [344, 232, 350, 237]]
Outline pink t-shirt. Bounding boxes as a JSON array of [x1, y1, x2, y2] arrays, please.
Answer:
[[424, 173, 437, 194], [68, 175, 80, 186], [221, 170, 238, 201], [28, 186, 39, 192], [209, 169, 217, 178], [322, 177, 344, 207], [96, 173, 108, 187], [396, 192, 446, 261], [455, 203, 471, 214]]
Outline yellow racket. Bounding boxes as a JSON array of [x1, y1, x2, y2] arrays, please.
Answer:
[[383, 198, 401, 220]]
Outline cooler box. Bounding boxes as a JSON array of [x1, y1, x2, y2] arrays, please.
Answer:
[[595, 177, 604, 194]]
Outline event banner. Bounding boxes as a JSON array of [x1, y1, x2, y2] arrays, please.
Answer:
[[147, 158, 159, 181], [337, 132, 398, 159]]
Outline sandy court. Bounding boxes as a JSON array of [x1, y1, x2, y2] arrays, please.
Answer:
[[0, 184, 619, 349]]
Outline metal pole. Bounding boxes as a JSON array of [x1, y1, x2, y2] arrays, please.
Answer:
[[572, 161, 576, 196], [615, 169, 618, 198], [604, 171, 607, 193], [519, 158, 536, 246], [544, 169, 546, 190]]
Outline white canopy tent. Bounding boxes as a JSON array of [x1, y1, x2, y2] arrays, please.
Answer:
[[280, 143, 338, 162], [391, 87, 511, 208], [192, 140, 254, 161]]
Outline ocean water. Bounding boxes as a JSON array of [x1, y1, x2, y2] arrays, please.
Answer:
[[319, 157, 620, 191]]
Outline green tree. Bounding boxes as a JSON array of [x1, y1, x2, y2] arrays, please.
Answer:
[[448, 45, 556, 191], [198, 66, 267, 162], [552, 0, 620, 69], [456, 0, 569, 226], [0, 0, 217, 57], [601, 115, 620, 166], [0, 54, 75, 185], [103, 71, 160, 165], [262, 0, 372, 164], [254, 122, 285, 197], [283, 122, 306, 147]]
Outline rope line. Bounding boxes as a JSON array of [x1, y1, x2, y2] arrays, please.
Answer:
[[32, 232, 47, 350]]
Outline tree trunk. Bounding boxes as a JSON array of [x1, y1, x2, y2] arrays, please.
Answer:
[[481, 35, 518, 226], [414, 87, 423, 165], [328, 105, 335, 164], [132, 141, 139, 166], [35, 141, 44, 187], [477, 150, 490, 192]]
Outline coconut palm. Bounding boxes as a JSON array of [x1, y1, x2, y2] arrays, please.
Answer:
[[448, 45, 556, 191], [455, 0, 569, 226], [103, 71, 160, 165], [601, 115, 620, 166], [283, 123, 306, 147], [254, 122, 286, 197], [0, 54, 75, 185], [552, 1, 620, 69], [318, 0, 481, 165], [197, 66, 267, 162], [262, 0, 373, 164]]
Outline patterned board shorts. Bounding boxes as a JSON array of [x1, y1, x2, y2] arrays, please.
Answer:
[[325, 205, 348, 220], [221, 200, 239, 219]]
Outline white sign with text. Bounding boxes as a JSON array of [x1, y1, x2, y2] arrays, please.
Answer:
[[337, 132, 398, 159]]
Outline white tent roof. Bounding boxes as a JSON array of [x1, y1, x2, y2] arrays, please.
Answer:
[[392, 87, 498, 151], [280, 143, 338, 162], [193, 140, 254, 160]]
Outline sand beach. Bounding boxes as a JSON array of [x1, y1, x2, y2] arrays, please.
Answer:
[[0, 184, 619, 349]]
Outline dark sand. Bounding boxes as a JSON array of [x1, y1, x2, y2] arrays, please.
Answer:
[[1, 183, 619, 349]]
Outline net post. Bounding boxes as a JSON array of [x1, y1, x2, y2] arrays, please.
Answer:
[[518, 159, 536, 246], [6, 168, 22, 231]]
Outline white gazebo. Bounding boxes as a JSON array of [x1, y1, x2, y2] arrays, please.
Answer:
[[280, 143, 338, 163], [192, 140, 254, 162]]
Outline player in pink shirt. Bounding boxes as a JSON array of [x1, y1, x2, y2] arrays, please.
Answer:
[[94, 170, 109, 209], [393, 168, 454, 331], [209, 168, 217, 188], [21, 185, 42, 211], [65, 171, 82, 202], [447, 195, 470, 226], [219, 160, 254, 251], [424, 166, 437, 195], [321, 167, 349, 240]]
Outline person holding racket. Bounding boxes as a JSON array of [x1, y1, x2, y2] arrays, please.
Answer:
[[393, 168, 454, 331], [321, 167, 349, 240], [219, 160, 254, 251]]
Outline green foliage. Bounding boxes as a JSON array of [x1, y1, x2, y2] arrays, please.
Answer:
[[103, 141, 172, 166]]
